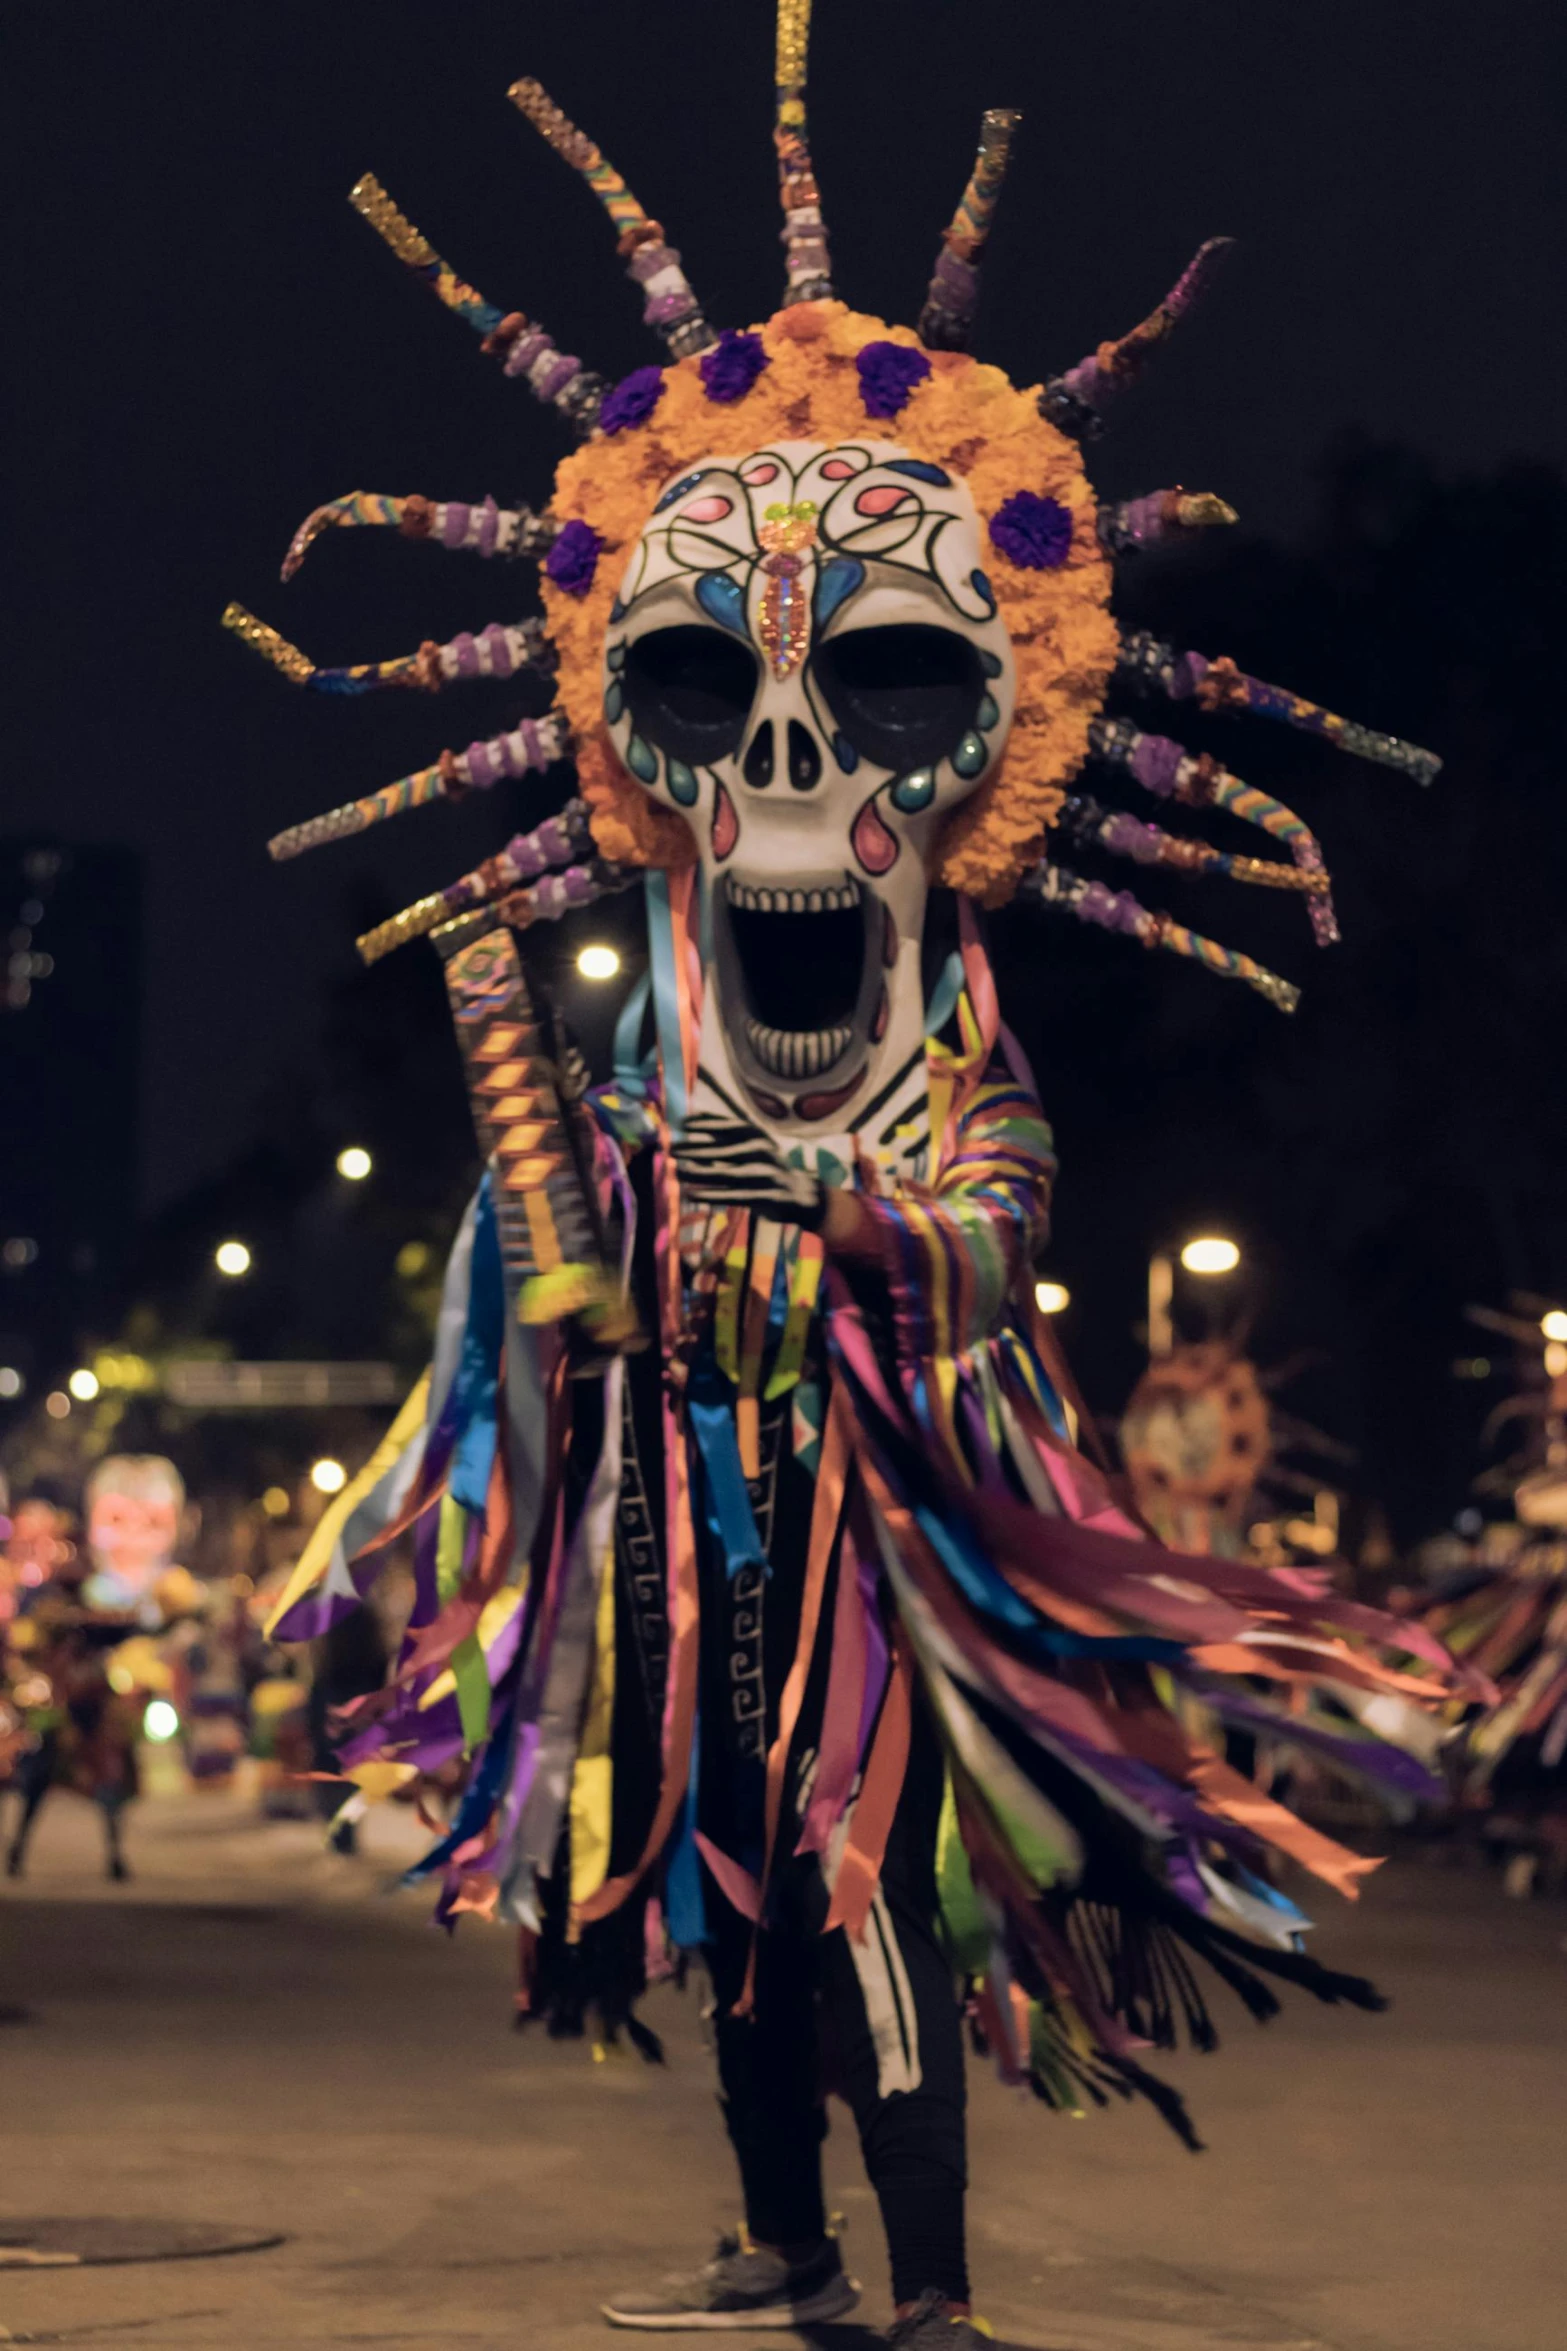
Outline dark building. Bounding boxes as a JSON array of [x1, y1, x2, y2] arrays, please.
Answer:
[[0, 842, 141, 1412]]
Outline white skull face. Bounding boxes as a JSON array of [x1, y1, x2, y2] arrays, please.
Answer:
[[602, 441, 1015, 1150]]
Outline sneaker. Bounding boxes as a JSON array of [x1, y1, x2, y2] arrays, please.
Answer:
[[886, 2289, 1020, 2349], [602, 2230, 858, 2331]]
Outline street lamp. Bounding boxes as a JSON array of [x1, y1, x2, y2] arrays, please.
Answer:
[[215, 1239, 252, 1277], [1181, 1235, 1241, 1276], [310, 1457, 347, 1496], [576, 943, 621, 981], [67, 1367, 100, 1402], [0, 1367, 23, 1399], [1541, 1309, 1567, 1344], [1147, 1234, 1243, 1356], [336, 1145, 373, 1181], [1034, 1281, 1071, 1315]]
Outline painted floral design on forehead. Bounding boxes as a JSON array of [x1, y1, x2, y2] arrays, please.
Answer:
[[613, 443, 1001, 671]]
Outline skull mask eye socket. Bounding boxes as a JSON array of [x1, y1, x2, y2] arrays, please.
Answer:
[[623, 624, 759, 765], [813, 624, 985, 773]]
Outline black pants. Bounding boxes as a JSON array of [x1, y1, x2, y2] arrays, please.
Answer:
[[703, 1710, 969, 2308]]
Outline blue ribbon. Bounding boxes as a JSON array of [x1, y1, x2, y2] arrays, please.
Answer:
[[612, 967, 654, 1094], [664, 1711, 709, 1945], [924, 949, 965, 1037], [447, 1176, 504, 1515], [687, 1349, 768, 1582]]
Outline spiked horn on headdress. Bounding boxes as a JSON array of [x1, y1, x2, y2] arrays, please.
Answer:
[[1089, 715, 1339, 946], [223, 603, 555, 698], [507, 79, 717, 361], [774, 0, 833, 303], [918, 108, 1023, 351], [348, 174, 607, 432], [1098, 488, 1238, 556], [1058, 792, 1334, 902], [1040, 238, 1235, 438], [1022, 860, 1299, 1014], [354, 801, 636, 965], [265, 714, 572, 862], [281, 493, 559, 581], [1116, 630, 1443, 785]]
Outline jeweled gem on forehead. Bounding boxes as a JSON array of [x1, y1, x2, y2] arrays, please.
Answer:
[[757, 500, 820, 682]]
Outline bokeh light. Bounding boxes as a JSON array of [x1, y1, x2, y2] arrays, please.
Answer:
[[576, 943, 621, 981], [143, 1699, 180, 1743], [67, 1367, 100, 1402], [310, 1458, 347, 1496], [336, 1146, 372, 1181], [1033, 1281, 1071, 1315], [215, 1239, 252, 1277]]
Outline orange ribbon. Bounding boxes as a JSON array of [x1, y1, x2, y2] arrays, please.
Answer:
[[1187, 1749, 1382, 1900], [824, 1628, 914, 1940]]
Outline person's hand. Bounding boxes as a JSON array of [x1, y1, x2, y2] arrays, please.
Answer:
[[671, 1112, 826, 1230]]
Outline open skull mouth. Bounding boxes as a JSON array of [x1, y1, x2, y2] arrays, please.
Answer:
[[717, 871, 885, 1095]]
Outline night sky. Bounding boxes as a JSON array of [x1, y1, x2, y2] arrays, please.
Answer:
[[8, 2, 1567, 1530]]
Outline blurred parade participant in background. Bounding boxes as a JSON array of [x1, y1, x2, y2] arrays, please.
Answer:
[[307, 1605, 390, 1855], [4, 1502, 140, 1880]]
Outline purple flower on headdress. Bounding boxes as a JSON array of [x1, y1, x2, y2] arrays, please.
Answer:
[[544, 519, 602, 598], [599, 366, 667, 436], [699, 329, 771, 404], [988, 491, 1074, 570], [856, 341, 932, 419]]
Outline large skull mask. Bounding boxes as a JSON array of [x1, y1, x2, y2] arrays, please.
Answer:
[[602, 441, 1015, 1159]]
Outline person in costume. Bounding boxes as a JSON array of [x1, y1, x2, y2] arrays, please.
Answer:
[[4, 1515, 141, 1881], [231, 11, 1477, 2341], [1400, 1312, 1567, 1893]]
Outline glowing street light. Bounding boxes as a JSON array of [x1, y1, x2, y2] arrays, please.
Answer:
[[0, 1367, 23, 1399], [1541, 1309, 1567, 1344], [67, 1367, 100, 1402], [215, 1239, 252, 1278], [1180, 1235, 1241, 1277], [310, 1457, 347, 1496], [576, 942, 621, 981], [336, 1146, 372, 1182], [1034, 1281, 1071, 1315]]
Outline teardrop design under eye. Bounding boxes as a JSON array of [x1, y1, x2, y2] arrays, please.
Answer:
[[626, 732, 658, 783], [606, 641, 627, 671], [603, 676, 624, 723], [666, 756, 698, 806], [978, 694, 1000, 730], [979, 648, 1003, 679], [952, 731, 987, 778], [890, 767, 936, 813]]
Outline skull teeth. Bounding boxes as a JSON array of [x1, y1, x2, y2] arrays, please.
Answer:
[[725, 876, 862, 914], [743, 1019, 853, 1079]]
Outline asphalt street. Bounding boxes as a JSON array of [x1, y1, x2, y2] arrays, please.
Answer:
[[0, 1791, 1562, 2351]]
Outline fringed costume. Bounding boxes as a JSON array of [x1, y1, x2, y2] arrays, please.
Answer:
[[236, 7, 1476, 2336]]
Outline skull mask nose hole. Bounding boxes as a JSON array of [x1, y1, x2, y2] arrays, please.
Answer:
[[787, 720, 822, 792], [743, 721, 775, 789]]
